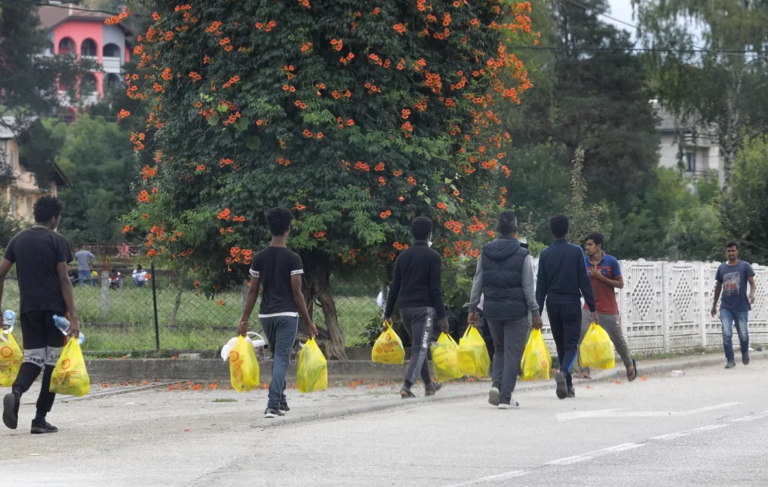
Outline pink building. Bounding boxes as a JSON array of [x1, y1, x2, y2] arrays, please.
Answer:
[[38, 4, 133, 107]]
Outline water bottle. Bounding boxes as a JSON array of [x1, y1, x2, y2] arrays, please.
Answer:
[[53, 315, 85, 345], [3, 310, 16, 334]]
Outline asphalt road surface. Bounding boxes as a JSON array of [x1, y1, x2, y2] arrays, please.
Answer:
[[1, 360, 766, 486]]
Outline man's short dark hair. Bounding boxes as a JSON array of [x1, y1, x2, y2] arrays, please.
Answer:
[[726, 242, 739, 250], [136, 264, 142, 271], [585, 233, 604, 247], [411, 216, 433, 241], [33, 195, 64, 223], [266, 207, 293, 236], [550, 214, 569, 239], [496, 211, 517, 236]]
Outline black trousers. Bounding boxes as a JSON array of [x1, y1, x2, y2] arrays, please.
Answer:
[[546, 301, 582, 389], [12, 311, 66, 418]]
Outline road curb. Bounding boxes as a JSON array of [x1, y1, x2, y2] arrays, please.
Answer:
[[251, 351, 768, 429]]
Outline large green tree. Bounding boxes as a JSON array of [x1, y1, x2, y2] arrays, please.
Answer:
[[633, 0, 768, 190], [46, 116, 138, 247], [125, 0, 536, 358], [720, 137, 768, 263], [509, 0, 659, 209]]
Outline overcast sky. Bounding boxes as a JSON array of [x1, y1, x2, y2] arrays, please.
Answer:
[[606, 0, 637, 38]]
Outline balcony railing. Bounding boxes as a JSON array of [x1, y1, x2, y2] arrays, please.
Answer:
[[102, 57, 122, 73]]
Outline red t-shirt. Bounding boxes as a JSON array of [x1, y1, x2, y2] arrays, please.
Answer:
[[583, 254, 621, 315]]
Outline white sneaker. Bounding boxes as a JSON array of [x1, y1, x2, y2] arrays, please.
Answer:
[[498, 398, 519, 409], [488, 387, 500, 406]]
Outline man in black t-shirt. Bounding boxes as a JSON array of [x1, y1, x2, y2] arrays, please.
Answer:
[[239, 207, 317, 419], [0, 196, 80, 434]]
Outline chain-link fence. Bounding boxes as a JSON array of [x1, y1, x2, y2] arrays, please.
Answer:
[[1, 268, 385, 355]]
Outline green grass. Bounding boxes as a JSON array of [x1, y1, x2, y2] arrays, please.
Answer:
[[2, 280, 380, 353]]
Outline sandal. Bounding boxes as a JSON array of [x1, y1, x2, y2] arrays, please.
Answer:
[[627, 359, 637, 382]]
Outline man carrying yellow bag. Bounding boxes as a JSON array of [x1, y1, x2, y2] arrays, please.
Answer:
[[468, 211, 543, 408], [384, 217, 449, 399], [238, 207, 317, 419], [0, 196, 80, 434]]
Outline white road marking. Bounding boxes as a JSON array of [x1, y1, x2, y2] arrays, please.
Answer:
[[557, 402, 741, 421], [444, 407, 750, 487], [730, 411, 768, 423], [691, 424, 729, 432], [547, 443, 644, 466], [441, 470, 529, 487], [650, 432, 690, 441]]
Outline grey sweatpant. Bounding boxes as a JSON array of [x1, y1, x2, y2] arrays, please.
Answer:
[[580, 310, 632, 367], [401, 307, 434, 387], [487, 316, 529, 403]]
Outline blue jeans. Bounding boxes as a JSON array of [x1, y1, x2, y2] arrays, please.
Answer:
[[720, 309, 749, 362], [78, 270, 93, 287], [260, 315, 299, 410], [133, 277, 146, 288]]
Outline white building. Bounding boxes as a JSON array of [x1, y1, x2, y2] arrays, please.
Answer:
[[653, 101, 725, 188]]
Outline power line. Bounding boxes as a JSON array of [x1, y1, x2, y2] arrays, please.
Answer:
[[8, 0, 151, 18], [516, 45, 764, 55]]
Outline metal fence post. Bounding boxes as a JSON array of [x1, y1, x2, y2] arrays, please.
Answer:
[[151, 262, 160, 350], [100, 270, 110, 317]]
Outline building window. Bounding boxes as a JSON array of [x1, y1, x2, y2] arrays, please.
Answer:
[[11, 196, 17, 215], [58, 37, 76, 56], [26, 197, 32, 217], [81, 39, 97, 57], [9, 150, 17, 171], [685, 151, 696, 172], [103, 43, 121, 58]]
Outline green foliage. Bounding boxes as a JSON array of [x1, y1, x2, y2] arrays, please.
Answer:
[[0, 202, 24, 249], [564, 148, 611, 245], [720, 137, 768, 263], [127, 0, 536, 291], [46, 116, 138, 246], [609, 168, 724, 261], [510, 0, 659, 210]]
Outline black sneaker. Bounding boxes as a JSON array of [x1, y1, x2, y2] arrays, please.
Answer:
[[554, 372, 567, 400], [30, 419, 58, 434], [3, 392, 19, 430], [725, 360, 736, 369], [400, 386, 416, 399], [279, 401, 290, 413], [742, 351, 751, 366], [264, 408, 284, 419], [425, 381, 443, 396], [567, 387, 576, 398]]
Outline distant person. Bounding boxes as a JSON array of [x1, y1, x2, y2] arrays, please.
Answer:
[[109, 269, 122, 290], [711, 242, 756, 368], [536, 214, 597, 400], [132, 265, 147, 288], [74, 246, 96, 287], [0, 195, 80, 434], [468, 211, 542, 409], [239, 207, 317, 419], [578, 233, 636, 381], [384, 217, 449, 399]]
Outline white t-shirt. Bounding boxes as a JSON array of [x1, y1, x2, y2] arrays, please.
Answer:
[[133, 270, 147, 281]]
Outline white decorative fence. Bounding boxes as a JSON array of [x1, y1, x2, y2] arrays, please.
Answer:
[[532, 259, 768, 355]]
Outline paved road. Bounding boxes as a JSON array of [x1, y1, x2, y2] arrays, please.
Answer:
[[1, 360, 767, 486]]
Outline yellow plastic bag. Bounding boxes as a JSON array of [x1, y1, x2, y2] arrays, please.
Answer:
[[521, 329, 552, 381], [372, 323, 405, 365], [229, 336, 260, 392], [0, 333, 23, 387], [296, 338, 328, 393], [430, 332, 462, 382], [458, 325, 491, 377], [579, 322, 616, 369], [49, 339, 90, 397]]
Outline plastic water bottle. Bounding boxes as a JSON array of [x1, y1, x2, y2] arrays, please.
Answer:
[[2, 310, 16, 333], [53, 315, 85, 345]]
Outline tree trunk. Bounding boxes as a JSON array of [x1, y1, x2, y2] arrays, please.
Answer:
[[303, 262, 347, 360], [168, 273, 185, 327]]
